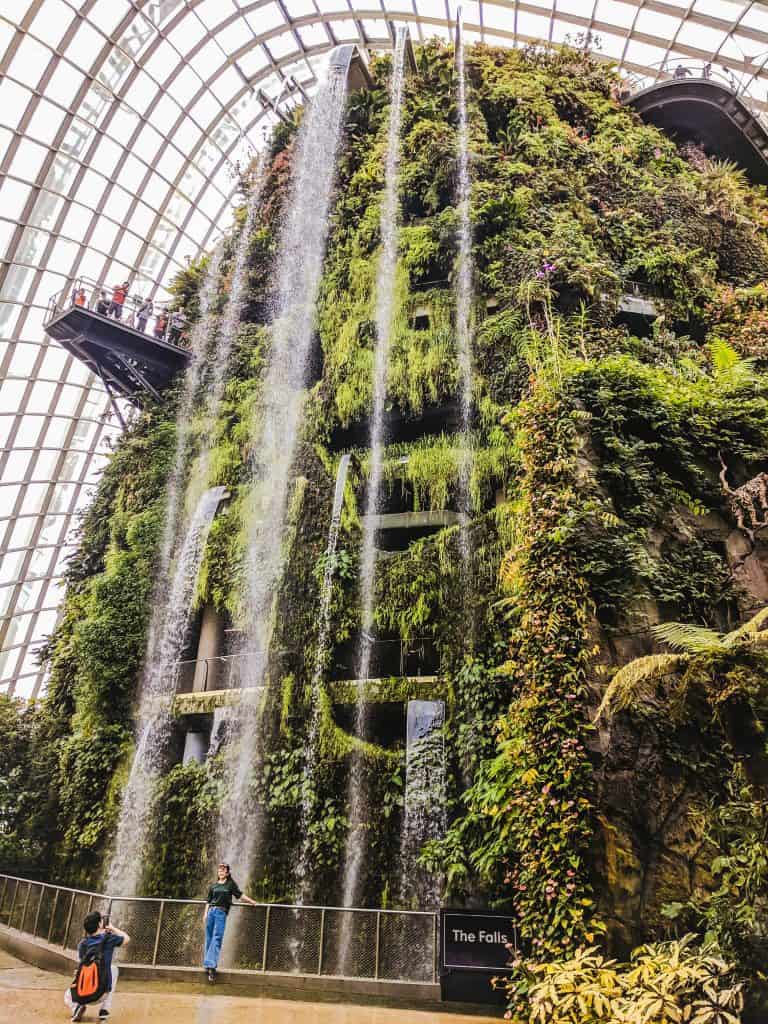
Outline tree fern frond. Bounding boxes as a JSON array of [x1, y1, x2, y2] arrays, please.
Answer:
[[707, 338, 760, 390], [708, 337, 740, 373], [651, 621, 724, 654], [595, 654, 683, 721], [723, 605, 768, 645]]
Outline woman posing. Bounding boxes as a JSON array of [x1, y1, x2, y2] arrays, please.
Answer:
[[203, 863, 259, 982]]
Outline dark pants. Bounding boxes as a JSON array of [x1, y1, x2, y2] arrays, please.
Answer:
[[137, 316, 148, 333], [109, 301, 123, 319]]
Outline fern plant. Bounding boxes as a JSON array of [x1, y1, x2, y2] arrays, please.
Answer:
[[596, 606, 768, 720]]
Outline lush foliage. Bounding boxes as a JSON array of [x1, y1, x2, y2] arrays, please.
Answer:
[[4, 38, 768, 1017], [498, 936, 743, 1024]]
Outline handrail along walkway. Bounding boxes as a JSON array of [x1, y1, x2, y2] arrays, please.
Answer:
[[0, 873, 438, 985]]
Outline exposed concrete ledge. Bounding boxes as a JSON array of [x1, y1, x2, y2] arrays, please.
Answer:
[[0, 924, 445, 1010], [362, 510, 461, 531], [327, 675, 445, 704], [173, 686, 261, 716], [618, 292, 658, 317]]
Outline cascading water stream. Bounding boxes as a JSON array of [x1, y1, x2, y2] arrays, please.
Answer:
[[106, 175, 267, 896], [334, 31, 408, 935], [356, 28, 408, 685], [215, 66, 349, 889], [400, 700, 447, 907], [150, 247, 224, 607], [192, 162, 267, 501], [455, 9, 475, 563], [310, 454, 352, 703], [106, 485, 226, 894], [293, 454, 352, 899], [104, 247, 222, 896]]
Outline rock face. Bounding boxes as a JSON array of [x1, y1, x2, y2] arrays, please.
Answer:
[[726, 527, 768, 609], [593, 713, 717, 952]]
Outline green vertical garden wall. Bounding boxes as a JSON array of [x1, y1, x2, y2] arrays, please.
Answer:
[[3, 38, 768, 1017]]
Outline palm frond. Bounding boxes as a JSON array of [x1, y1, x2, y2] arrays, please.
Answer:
[[651, 621, 724, 654], [723, 605, 768, 645], [595, 654, 684, 721]]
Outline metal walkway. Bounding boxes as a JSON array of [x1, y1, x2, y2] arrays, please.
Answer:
[[626, 66, 768, 185]]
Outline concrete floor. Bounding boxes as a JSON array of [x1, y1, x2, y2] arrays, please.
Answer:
[[0, 948, 500, 1023]]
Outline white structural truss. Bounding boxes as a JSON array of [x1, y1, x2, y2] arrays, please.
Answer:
[[1, 0, 768, 699]]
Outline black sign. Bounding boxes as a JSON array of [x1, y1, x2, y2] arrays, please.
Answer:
[[441, 910, 516, 972]]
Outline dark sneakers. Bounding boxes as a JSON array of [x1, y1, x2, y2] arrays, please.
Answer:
[[98, 1011, 110, 1020], [70, 1007, 85, 1022], [206, 969, 216, 983]]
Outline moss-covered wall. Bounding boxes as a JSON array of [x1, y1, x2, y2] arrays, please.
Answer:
[[5, 38, 768, 1002]]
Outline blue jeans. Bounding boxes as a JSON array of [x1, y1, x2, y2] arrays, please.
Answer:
[[204, 907, 227, 969]]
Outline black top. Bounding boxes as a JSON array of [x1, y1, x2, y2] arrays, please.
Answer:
[[77, 933, 124, 990], [206, 878, 242, 914]]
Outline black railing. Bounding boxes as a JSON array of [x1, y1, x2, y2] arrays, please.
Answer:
[[45, 276, 187, 346], [175, 639, 440, 693], [331, 637, 440, 681]]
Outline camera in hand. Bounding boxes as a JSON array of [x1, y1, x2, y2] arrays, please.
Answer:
[[102, 915, 110, 928]]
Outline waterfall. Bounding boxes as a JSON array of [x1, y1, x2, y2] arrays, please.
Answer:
[[103, 243, 221, 895], [152, 247, 224, 601], [193, 161, 267, 500], [335, 31, 408, 931], [310, 454, 352, 705], [400, 699, 447, 908], [106, 486, 226, 894], [295, 453, 352, 898], [357, 26, 409, 682], [105, 172, 267, 895], [455, 10, 474, 561], [215, 65, 349, 889]]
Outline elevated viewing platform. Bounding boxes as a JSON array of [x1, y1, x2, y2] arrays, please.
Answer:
[[625, 63, 768, 185], [43, 278, 190, 418]]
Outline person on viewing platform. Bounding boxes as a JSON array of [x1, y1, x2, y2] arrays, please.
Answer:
[[168, 308, 186, 344], [136, 298, 153, 333], [95, 291, 110, 316], [65, 910, 130, 1022], [108, 281, 128, 319], [73, 288, 86, 307], [203, 862, 259, 983], [154, 309, 167, 340], [673, 64, 692, 79]]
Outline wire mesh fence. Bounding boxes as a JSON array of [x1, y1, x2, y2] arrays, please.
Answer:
[[0, 874, 437, 984]]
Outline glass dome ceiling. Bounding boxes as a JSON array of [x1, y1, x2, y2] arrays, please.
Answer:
[[1, 0, 768, 699]]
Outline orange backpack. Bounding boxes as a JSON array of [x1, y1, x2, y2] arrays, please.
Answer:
[[70, 936, 108, 1004]]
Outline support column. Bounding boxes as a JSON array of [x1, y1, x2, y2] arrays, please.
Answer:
[[193, 604, 224, 692]]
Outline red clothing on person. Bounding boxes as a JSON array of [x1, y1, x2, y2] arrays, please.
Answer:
[[112, 285, 127, 306]]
